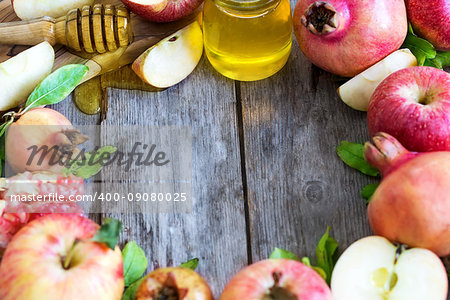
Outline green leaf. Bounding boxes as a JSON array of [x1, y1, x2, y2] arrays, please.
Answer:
[[0, 118, 14, 138], [424, 51, 450, 69], [62, 145, 117, 179], [24, 64, 88, 112], [337, 141, 379, 176], [122, 241, 148, 287], [302, 257, 328, 281], [92, 218, 122, 250], [402, 23, 436, 66], [270, 248, 300, 261], [179, 258, 199, 270], [0, 135, 5, 176], [361, 183, 380, 204], [315, 227, 339, 285], [122, 277, 145, 300]]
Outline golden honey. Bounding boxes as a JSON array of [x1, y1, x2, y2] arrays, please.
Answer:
[[203, 0, 292, 81]]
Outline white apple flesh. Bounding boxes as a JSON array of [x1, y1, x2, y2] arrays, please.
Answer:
[[338, 49, 417, 111], [0, 214, 124, 300], [0, 42, 54, 111], [331, 236, 448, 300], [132, 21, 203, 89], [13, 0, 94, 20]]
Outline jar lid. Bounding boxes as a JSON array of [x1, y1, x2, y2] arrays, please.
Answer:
[[214, 0, 280, 13]]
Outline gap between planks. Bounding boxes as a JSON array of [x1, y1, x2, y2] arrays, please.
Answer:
[[234, 80, 253, 265]]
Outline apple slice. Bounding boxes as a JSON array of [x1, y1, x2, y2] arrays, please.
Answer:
[[13, 0, 94, 20], [132, 21, 203, 89], [331, 236, 448, 300], [0, 42, 54, 111], [338, 49, 417, 111]]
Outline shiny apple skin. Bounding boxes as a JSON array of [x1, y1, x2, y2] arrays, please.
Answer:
[[405, 0, 450, 51], [0, 214, 124, 300], [368, 66, 450, 152], [220, 259, 333, 300], [121, 0, 203, 23]]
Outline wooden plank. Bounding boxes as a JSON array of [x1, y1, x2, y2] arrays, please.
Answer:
[[239, 37, 373, 261], [100, 57, 248, 296]]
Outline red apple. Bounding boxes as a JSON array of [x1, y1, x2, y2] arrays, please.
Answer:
[[405, 0, 450, 51], [293, 0, 407, 77], [136, 267, 213, 299], [220, 259, 333, 300], [121, 0, 203, 23], [5, 107, 88, 173], [0, 214, 124, 300], [368, 66, 450, 152]]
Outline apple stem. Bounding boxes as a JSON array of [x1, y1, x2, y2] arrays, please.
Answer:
[[301, 1, 339, 35], [62, 241, 78, 270]]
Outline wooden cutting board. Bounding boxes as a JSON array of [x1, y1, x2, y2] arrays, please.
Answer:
[[0, 0, 197, 116]]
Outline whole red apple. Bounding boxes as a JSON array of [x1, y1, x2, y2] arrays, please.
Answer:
[[136, 267, 213, 300], [0, 214, 124, 300], [405, 0, 450, 51], [220, 259, 333, 300], [368, 66, 450, 152], [121, 0, 202, 23], [293, 0, 407, 77]]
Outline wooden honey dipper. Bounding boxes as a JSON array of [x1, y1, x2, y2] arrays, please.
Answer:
[[0, 4, 131, 53], [0, 3, 198, 54], [0, 2, 198, 87]]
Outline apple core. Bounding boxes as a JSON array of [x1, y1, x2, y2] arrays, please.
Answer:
[[262, 272, 297, 300]]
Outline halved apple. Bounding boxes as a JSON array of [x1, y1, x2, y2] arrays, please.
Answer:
[[132, 21, 203, 89], [338, 49, 417, 111], [13, 0, 94, 20], [331, 236, 448, 300], [0, 42, 54, 111]]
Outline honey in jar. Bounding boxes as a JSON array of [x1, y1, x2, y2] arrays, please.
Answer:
[[203, 0, 293, 81]]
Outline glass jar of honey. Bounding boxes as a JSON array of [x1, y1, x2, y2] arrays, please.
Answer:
[[203, 0, 292, 81]]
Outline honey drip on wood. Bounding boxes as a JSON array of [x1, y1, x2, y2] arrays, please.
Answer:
[[73, 66, 162, 115]]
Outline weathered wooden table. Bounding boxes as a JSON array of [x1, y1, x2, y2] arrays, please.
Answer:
[[61, 13, 373, 296], [2, 0, 448, 298]]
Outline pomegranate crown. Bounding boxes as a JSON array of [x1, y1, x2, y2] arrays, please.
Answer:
[[364, 133, 417, 177], [301, 1, 338, 35]]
